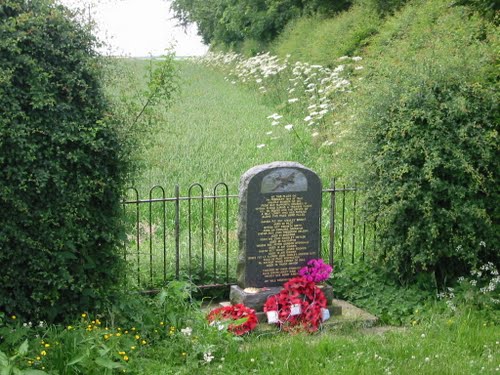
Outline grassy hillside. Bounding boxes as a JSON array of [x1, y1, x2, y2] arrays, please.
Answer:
[[270, 0, 499, 282]]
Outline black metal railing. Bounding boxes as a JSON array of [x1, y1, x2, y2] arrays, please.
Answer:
[[122, 179, 375, 290]]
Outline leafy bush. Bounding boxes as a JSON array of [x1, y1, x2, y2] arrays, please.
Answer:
[[0, 0, 128, 322], [332, 262, 433, 325], [355, 1, 499, 285]]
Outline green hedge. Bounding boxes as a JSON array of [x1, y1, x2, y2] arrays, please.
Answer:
[[0, 0, 127, 321], [357, 1, 499, 285]]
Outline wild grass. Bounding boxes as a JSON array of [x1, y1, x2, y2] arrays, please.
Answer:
[[117, 58, 371, 289], [128, 307, 499, 374], [270, 6, 381, 67]]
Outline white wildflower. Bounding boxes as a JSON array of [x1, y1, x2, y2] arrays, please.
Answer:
[[256, 144, 266, 149], [267, 113, 282, 120], [181, 327, 192, 336], [204, 352, 214, 363], [284, 124, 293, 131]]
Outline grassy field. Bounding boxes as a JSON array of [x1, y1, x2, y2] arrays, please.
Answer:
[[136, 61, 320, 194], [120, 59, 369, 289]]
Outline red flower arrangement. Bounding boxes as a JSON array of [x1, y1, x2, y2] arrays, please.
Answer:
[[263, 276, 327, 332], [206, 303, 258, 336]]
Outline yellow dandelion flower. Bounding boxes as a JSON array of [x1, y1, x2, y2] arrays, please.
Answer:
[[41, 351, 47, 356], [182, 352, 187, 356], [124, 330, 129, 334], [27, 360, 33, 366], [118, 351, 126, 356], [81, 313, 87, 318], [44, 343, 50, 348], [160, 322, 165, 326], [130, 346, 136, 350], [141, 340, 147, 345], [116, 333, 122, 337], [134, 335, 140, 340], [67, 325, 73, 330], [36, 356, 41, 361], [104, 334, 110, 340], [131, 327, 136, 331], [11, 315, 16, 320], [117, 327, 122, 331], [123, 356, 129, 361]]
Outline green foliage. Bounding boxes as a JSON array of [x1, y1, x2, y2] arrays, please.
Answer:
[[0, 283, 238, 374], [0, 0, 128, 322], [354, 0, 499, 285], [170, 0, 350, 50], [439, 261, 500, 319], [354, 0, 409, 15], [452, 0, 499, 19], [332, 262, 433, 324], [271, 6, 381, 65], [0, 340, 49, 375]]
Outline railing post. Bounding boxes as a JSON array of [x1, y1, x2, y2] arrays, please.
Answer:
[[352, 183, 357, 264], [329, 178, 336, 267], [175, 184, 180, 279]]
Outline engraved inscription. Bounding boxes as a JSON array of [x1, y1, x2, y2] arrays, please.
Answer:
[[252, 194, 312, 283]]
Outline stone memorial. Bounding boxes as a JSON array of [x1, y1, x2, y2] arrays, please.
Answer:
[[237, 161, 322, 288], [230, 161, 338, 314]]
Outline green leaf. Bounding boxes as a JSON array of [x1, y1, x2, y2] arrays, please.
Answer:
[[0, 351, 8, 367], [94, 357, 124, 370], [22, 370, 50, 375], [1, 364, 13, 375], [18, 340, 28, 356], [67, 354, 87, 366]]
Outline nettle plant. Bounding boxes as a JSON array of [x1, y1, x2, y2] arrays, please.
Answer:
[[191, 51, 363, 151]]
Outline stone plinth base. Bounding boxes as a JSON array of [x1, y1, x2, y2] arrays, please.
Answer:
[[230, 285, 282, 312], [229, 284, 341, 323]]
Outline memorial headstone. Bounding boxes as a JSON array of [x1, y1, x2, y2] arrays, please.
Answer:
[[228, 161, 340, 319], [237, 161, 322, 288]]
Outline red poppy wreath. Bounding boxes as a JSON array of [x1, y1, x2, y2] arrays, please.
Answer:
[[263, 276, 328, 332], [206, 303, 258, 336]]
